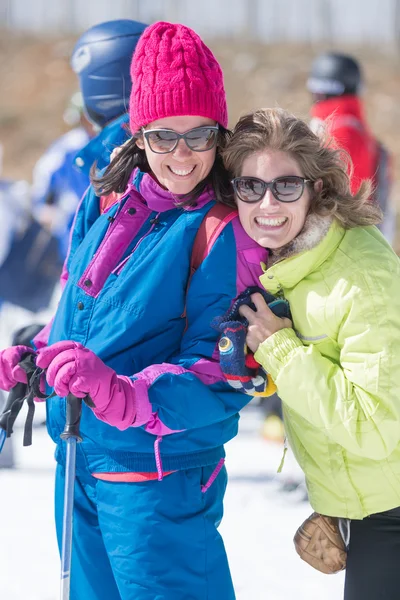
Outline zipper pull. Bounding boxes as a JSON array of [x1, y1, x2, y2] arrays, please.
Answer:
[[277, 437, 288, 474]]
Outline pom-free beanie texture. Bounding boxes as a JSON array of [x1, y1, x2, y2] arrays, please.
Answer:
[[129, 21, 228, 132]]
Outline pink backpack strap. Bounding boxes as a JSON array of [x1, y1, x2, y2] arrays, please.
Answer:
[[100, 191, 122, 214], [191, 204, 238, 271], [182, 204, 238, 329]]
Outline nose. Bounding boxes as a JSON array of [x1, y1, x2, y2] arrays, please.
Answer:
[[172, 138, 192, 159], [259, 188, 280, 209]]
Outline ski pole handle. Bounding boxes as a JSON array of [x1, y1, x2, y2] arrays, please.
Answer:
[[60, 394, 83, 443], [0, 382, 27, 435]]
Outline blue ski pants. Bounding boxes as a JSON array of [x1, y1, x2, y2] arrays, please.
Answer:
[[55, 462, 235, 599]]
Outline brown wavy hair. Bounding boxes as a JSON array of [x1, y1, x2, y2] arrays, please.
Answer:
[[222, 108, 382, 229], [91, 126, 235, 208]]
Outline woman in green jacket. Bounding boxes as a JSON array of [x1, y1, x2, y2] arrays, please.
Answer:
[[223, 107, 400, 600]]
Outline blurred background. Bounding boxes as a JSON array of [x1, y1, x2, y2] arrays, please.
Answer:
[[1, 0, 400, 246], [0, 1, 399, 598], [2, 1, 400, 247]]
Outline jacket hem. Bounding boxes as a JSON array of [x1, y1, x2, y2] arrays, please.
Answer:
[[55, 444, 226, 473]]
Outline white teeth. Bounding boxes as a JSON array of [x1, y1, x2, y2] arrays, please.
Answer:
[[256, 217, 287, 227], [169, 166, 195, 176]]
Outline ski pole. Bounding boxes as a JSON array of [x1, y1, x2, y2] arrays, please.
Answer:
[[0, 381, 28, 453], [59, 393, 83, 600]]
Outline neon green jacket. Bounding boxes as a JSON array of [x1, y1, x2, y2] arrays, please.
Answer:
[[255, 219, 400, 519]]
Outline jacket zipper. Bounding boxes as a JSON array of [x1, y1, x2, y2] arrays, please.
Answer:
[[87, 193, 131, 265], [112, 213, 161, 276]]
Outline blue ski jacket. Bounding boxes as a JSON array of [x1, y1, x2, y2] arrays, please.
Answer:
[[73, 113, 130, 177], [36, 170, 267, 475]]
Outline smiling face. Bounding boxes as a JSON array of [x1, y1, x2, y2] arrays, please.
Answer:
[[137, 115, 217, 195], [237, 150, 313, 249]]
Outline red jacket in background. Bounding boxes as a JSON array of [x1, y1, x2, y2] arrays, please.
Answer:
[[310, 95, 378, 194]]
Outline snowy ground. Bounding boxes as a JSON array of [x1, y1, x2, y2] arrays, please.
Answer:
[[0, 305, 345, 599]]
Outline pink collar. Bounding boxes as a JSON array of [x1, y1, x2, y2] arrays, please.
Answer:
[[133, 170, 214, 212]]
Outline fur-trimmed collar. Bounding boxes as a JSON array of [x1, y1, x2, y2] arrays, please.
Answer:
[[269, 213, 334, 266]]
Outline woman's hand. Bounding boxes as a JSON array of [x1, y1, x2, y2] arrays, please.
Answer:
[[238, 293, 293, 353], [36, 340, 109, 400], [36, 340, 152, 429]]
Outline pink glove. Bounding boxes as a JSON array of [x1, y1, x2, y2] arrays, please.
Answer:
[[36, 341, 152, 430], [0, 345, 35, 391]]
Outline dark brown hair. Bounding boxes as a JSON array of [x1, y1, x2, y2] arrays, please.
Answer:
[[91, 126, 235, 208], [223, 108, 382, 229]]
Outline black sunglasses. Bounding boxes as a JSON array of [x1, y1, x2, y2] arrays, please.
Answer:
[[142, 126, 219, 154], [232, 175, 312, 203]]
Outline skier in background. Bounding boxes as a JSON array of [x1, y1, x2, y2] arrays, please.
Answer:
[[31, 92, 95, 260], [0, 21, 148, 313], [32, 19, 148, 261], [307, 51, 396, 245]]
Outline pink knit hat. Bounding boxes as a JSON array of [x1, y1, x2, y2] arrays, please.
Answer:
[[129, 21, 228, 133]]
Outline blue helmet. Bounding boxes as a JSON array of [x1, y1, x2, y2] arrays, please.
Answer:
[[71, 20, 147, 128]]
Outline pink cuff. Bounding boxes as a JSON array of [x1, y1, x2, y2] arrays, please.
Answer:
[[92, 376, 152, 431], [127, 377, 153, 427]]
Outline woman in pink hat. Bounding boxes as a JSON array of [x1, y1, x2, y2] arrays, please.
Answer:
[[0, 22, 266, 599]]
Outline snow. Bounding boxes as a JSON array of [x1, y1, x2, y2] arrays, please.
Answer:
[[0, 409, 345, 599], [0, 305, 345, 599], [221, 409, 345, 599]]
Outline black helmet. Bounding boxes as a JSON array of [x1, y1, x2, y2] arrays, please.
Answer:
[[71, 19, 147, 128], [307, 52, 362, 97]]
